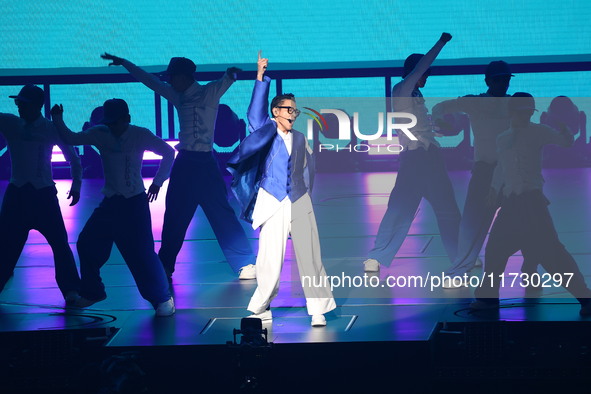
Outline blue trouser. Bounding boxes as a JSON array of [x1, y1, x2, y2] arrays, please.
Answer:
[[77, 193, 170, 305], [0, 183, 80, 296], [369, 146, 460, 266], [475, 190, 591, 301], [158, 151, 255, 274]]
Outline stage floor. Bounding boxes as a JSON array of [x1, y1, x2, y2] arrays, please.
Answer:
[[1, 167, 591, 347]]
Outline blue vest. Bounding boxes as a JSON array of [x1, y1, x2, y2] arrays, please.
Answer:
[[260, 131, 307, 203]]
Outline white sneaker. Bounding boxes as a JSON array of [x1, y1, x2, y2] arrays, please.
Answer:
[[247, 309, 272, 322], [363, 259, 380, 272], [155, 297, 175, 317], [238, 264, 256, 280], [442, 276, 468, 289], [311, 315, 326, 327]]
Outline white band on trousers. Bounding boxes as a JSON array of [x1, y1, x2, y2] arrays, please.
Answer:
[[247, 193, 336, 316]]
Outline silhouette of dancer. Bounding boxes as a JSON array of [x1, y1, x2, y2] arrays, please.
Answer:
[[364, 33, 460, 273], [0, 85, 82, 304], [52, 99, 175, 316], [101, 53, 256, 281], [471, 93, 591, 316]]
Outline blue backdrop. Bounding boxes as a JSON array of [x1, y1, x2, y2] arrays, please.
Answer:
[[1, 0, 590, 135]]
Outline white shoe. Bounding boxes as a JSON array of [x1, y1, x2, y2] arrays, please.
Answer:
[[155, 297, 175, 317], [363, 258, 380, 272], [442, 277, 468, 289], [238, 264, 256, 280], [247, 309, 272, 322], [311, 315, 326, 327]]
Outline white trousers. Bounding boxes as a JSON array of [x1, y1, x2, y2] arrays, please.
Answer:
[[247, 193, 336, 316]]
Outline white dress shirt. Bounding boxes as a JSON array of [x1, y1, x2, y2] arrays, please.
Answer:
[[391, 90, 439, 151], [0, 113, 82, 191], [432, 93, 511, 164], [492, 122, 573, 197], [122, 60, 234, 152], [54, 122, 174, 198]]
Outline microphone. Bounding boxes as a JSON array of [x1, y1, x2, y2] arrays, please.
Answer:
[[275, 115, 294, 124]]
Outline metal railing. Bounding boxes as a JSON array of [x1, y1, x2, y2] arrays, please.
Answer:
[[2, 54, 590, 139]]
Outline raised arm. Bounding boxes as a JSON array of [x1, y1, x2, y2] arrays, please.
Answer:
[[203, 66, 241, 102], [51, 104, 101, 146], [394, 33, 452, 97], [247, 51, 273, 132], [101, 53, 180, 105]]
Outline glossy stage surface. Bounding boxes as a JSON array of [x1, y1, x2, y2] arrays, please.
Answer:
[[1, 167, 591, 347]]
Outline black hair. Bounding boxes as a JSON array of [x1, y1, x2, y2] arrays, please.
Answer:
[[508, 92, 536, 113], [402, 53, 425, 78], [512, 92, 533, 99], [270, 93, 296, 114]]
